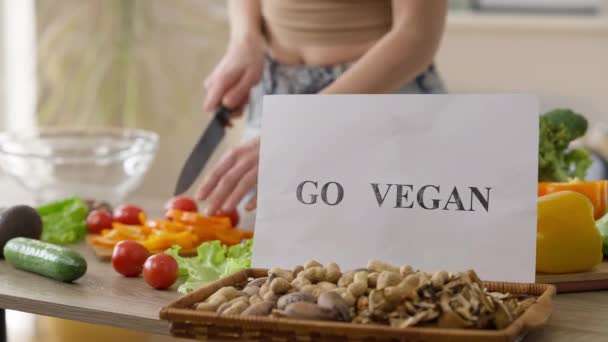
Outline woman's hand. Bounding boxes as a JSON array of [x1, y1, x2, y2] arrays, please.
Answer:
[[203, 36, 265, 114], [197, 136, 260, 215]]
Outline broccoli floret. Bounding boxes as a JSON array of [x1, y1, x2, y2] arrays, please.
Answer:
[[538, 108, 591, 182]]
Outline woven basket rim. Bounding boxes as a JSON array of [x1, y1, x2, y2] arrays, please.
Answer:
[[160, 268, 556, 341]]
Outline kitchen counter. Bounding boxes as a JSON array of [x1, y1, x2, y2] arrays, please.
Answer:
[[0, 236, 607, 340], [0, 180, 606, 340], [0, 241, 177, 335], [448, 12, 608, 33]]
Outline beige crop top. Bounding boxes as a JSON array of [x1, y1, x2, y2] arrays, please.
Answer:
[[261, 0, 393, 46]]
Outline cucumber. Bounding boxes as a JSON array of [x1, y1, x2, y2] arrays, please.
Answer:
[[3, 237, 87, 282]]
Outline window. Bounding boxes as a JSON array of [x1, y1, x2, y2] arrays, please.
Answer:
[[0, 0, 36, 131], [452, 0, 607, 16]]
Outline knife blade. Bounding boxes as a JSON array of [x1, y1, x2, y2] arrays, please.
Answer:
[[173, 106, 231, 196]]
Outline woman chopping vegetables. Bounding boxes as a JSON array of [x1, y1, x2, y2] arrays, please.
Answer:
[[197, 0, 448, 214]]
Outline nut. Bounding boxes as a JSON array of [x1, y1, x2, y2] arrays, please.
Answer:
[[304, 260, 323, 269], [330, 287, 347, 296], [270, 277, 291, 294], [356, 296, 370, 313], [242, 301, 275, 316], [222, 301, 249, 315], [400, 265, 414, 277], [367, 259, 399, 273], [259, 284, 270, 297], [195, 295, 226, 312], [367, 272, 379, 288], [277, 292, 317, 310], [269, 267, 294, 282], [384, 285, 413, 303], [300, 284, 322, 298], [337, 270, 356, 287], [293, 265, 304, 277], [282, 302, 339, 321], [347, 281, 367, 298], [262, 291, 279, 303], [341, 291, 357, 306], [247, 277, 268, 288], [249, 295, 263, 305], [298, 267, 326, 283], [369, 289, 391, 312], [243, 285, 260, 297], [291, 277, 312, 289], [402, 274, 421, 288], [353, 271, 369, 284], [324, 262, 342, 283], [317, 281, 337, 292], [217, 297, 249, 314], [377, 271, 402, 290], [208, 286, 240, 302], [318, 291, 351, 321]]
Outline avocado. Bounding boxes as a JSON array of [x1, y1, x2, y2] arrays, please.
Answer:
[[0, 205, 43, 257]]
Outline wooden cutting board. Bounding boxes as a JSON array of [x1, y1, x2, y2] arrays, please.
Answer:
[[85, 235, 198, 261], [536, 261, 608, 293]]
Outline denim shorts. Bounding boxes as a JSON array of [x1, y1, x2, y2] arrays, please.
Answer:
[[244, 55, 447, 139]]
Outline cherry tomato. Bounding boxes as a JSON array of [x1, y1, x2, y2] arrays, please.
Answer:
[[111, 240, 150, 277], [86, 210, 113, 234], [143, 253, 178, 290], [215, 209, 240, 227], [114, 205, 144, 225], [164, 196, 198, 216]]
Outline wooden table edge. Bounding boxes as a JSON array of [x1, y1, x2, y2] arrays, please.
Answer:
[[0, 293, 170, 336]]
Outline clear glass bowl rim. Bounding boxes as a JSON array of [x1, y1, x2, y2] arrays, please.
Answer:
[[0, 126, 159, 162]]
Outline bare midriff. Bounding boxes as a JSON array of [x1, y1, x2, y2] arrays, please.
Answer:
[[261, 0, 392, 66]]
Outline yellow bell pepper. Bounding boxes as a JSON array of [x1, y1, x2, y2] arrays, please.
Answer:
[[537, 191, 603, 273]]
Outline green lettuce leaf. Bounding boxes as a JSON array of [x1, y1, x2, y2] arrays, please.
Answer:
[[165, 239, 253, 294], [37, 196, 88, 245]]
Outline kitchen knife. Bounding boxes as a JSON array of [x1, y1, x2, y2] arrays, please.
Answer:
[[173, 106, 231, 196]]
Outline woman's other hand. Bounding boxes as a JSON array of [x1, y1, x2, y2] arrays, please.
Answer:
[[197, 136, 260, 215]]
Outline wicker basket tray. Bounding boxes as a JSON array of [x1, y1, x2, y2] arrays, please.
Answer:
[[160, 268, 556, 342]]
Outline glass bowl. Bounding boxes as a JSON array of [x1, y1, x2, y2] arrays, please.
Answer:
[[0, 127, 159, 205]]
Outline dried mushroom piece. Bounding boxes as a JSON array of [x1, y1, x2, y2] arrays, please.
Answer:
[[493, 299, 514, 329], [438, 294, 473, 329], [390, 311, 429, 328], [431, 271, 449, 289]]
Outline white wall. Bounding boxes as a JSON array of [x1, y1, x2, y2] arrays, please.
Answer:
[[436, 13, 608, 124]]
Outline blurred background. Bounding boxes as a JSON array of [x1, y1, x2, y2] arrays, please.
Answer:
[[0, 0, 606, 341]]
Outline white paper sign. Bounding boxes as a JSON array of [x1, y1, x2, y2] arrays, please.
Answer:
[[253, 95, 538, 282]]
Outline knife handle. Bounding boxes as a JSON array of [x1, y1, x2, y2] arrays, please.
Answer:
[[216, 106, 232, 127]]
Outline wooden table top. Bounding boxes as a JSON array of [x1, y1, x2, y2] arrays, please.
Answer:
[[0, 241, 179, 335], [1, 241, 608, 340], [0, 185, 606, 340]]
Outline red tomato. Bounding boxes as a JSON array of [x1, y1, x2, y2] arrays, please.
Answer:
[[111, 240, 150, 277], [164, 196, 198, 216], [114, 205, 144, 225], [86, 210, 113, 234], [215, 209, 240, 227], [143, 253, 178, 290]]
